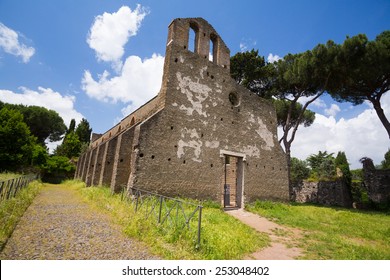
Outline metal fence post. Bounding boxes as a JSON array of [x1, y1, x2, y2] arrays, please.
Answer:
[[158, 196, 163, 223], [128, 187, 203, 249], [197, 206, 202, 248], [135, 191, 139, 212]]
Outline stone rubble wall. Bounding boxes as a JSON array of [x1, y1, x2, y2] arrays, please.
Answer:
[[363, 168, 390, 204], [292, 180, 352, 208]]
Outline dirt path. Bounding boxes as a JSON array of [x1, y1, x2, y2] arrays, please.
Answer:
[[0, 184, 159, 260], [226, 208, 303, 260]]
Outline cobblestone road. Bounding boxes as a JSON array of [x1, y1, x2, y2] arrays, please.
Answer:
[[0, 184, 159, 260]]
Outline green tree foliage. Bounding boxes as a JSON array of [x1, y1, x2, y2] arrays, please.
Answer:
[[41, 155, 76, 183], [335, 151, 352, 188], [55, 132, 81, 158], [0, 101, 67, 144], [328, 31, 390, 138], [55, 118, 92, 158], [351, 169, 363, 181], [307, 151, 336, 180], [230, 31, 389, 187], [31, 143, 48, 166], [273, 99, 315, 137], [269, 42, 339, 183], [230, 49, 273, 98], [0, 107, 37, 170], [0, 103, 90, 179], [381, 149, 390, 169], [67, 119, 76, 135], [75, 118, 92, 144], [79, 142, 90, 155], [290, 157, 310, 183]]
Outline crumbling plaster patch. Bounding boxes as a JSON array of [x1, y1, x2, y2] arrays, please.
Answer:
[[248, 113, 275, 151], [177, 127, 221, 162], [205, 140, 220, 149], [176, 72, 212, 117], [177, 127, 203, 162], [241, 145, 261, 158]]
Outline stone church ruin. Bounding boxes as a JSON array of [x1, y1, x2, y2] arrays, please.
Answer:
[[75, 17, 289, 207]]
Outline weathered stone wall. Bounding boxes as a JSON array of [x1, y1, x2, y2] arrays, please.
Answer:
[[77, 127, 135, 193], [100, 138, 117, 186], [361, 158, 390, 204], [292, 180, 352, 207], [110, 128, 135, 193], [89, 97, 163, 150], [76, 17, 289, 206], [364, 170, 390, 203]]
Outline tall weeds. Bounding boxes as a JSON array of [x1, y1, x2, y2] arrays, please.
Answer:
[[0, 180, 42, 250], [73, 181, 269, 259]]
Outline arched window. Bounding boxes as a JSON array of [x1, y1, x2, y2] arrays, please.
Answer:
[[209, 39, 214, 62], [210, 33, 218, 63], [189, 22, 199, 53]]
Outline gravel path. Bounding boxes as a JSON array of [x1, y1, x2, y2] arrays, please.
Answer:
[[0, 184, 159, 260]]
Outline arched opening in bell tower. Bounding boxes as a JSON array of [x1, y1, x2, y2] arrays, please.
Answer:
[[189, 22, 199, 53]]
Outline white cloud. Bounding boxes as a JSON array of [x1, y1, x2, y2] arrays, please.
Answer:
[[239, 38, 257, 52], [324, 103, 341, 117], [82, 53, 164, 108], [287, 92, 390, 169], [0, 22, 35, 63], [239, 43, 247, 52], [86, 5, 148, 71], [121, 104, 136, 117], [83, 5, 164, 124], [297, 96, 327, 108], [0, 87, 83, 127], [267, 53, 281, 63]]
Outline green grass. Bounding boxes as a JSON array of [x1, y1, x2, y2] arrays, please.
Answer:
[[66, 180, 269, 259], [0, 180, 43, 250], [246, 201, 390, 259], [0, 172, 21, 181]]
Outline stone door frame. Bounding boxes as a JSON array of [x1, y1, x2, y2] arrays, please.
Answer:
[[220, 150, 245, 209]]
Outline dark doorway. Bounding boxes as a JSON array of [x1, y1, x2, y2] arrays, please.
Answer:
[[223, 155, 243, 208]]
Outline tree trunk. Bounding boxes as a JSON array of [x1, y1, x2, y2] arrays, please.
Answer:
[[282, 136, 293, 200], [371, 98, 390, 140], [286, 146, 292, 200]]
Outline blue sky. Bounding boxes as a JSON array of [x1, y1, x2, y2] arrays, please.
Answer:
[[0, 0, 389, 168]]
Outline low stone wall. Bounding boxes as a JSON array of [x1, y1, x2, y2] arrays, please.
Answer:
[[292, 180, 352, 208], [361, 157, 390, 204], [363, 169, 390, 204]]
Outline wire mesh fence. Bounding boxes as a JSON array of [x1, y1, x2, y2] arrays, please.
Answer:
[[122, 187, 203, 248]]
